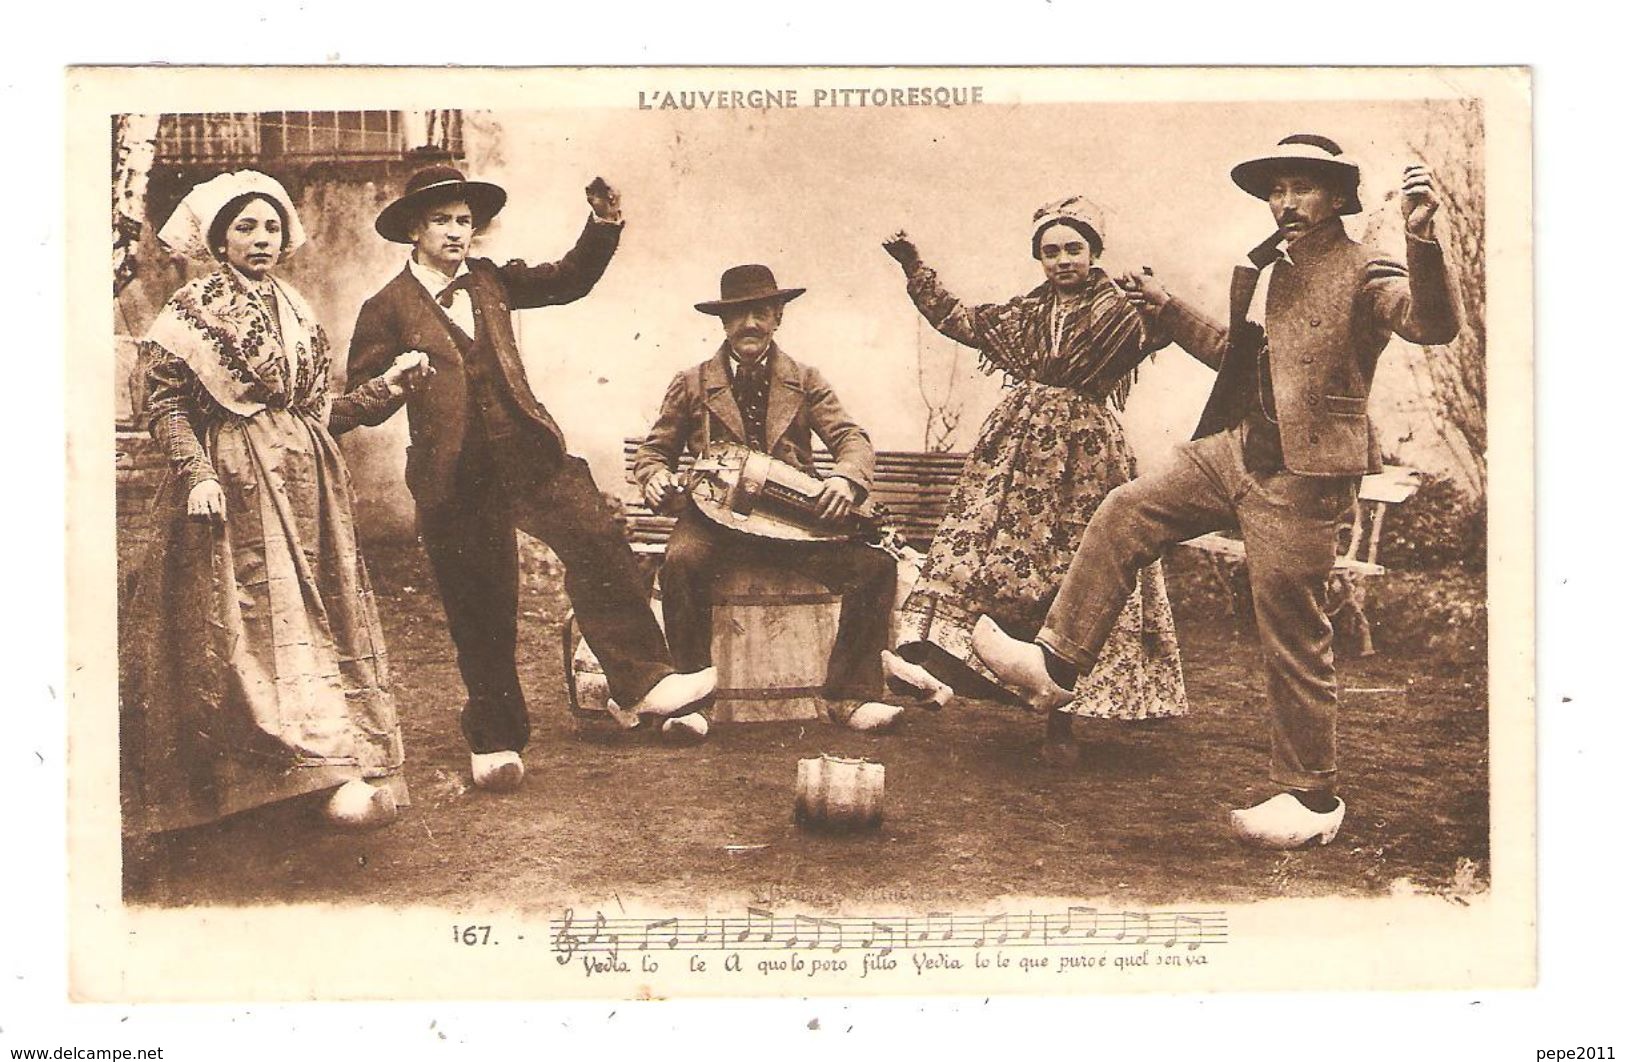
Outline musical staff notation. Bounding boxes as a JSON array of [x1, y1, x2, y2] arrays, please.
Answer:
[[551, 906, 1227, 962]]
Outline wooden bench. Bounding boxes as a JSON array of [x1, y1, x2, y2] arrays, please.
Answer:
[[1179, 464, 1423, 656]]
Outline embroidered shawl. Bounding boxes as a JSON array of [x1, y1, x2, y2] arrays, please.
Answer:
[[144, 268, 332, 417]]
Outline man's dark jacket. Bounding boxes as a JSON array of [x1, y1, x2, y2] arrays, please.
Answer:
[[344, 219, 620, 507], [633, 344, 877, 496]]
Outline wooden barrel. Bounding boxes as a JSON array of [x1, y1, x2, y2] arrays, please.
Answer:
[[564, 563, 838, 723], [794, 755, 885, 830], [710, 563, 838, 723]]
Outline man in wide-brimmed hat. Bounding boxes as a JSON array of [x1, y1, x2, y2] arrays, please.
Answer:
[[973, 133, 1462, 848], [633, 264, 906, 739], [343, 166, 716, 791]]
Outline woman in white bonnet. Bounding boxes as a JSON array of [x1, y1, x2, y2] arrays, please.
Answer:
[[120, 171, 430, 835]]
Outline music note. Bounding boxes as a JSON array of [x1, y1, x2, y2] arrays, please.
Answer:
[[918, 912, 955, 944], [786, 914, 830, 949], [1115, 910, 1151, 945], [1059, 905, 1099, 939], [641, 917, 679, 950], [583, 910, 620, 963], [823, 917, 845, 952], [738, 906, 776, 944], [1176, 914, 1207, 951], [864, 921, 897, 957], [695, 916, 716, 946], [974, 913, 1008, 948]]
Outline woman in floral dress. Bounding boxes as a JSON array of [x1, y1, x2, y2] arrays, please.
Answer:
[[882, 197, 1188, 764], [120, 171, 431, 834]]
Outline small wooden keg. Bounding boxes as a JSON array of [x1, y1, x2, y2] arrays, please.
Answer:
[[794, 755, 885, 830], [565, 563, 837, 723], [710, 564, 838, 723]]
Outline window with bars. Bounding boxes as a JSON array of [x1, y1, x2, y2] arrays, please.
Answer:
[[153, 111, 463, 165]]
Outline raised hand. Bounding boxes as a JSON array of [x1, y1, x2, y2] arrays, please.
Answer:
[[187, 479, 226, 522], [882, 230, 921, 271], [586, 177, 623, 224], [1401, 163, 1441, 239]]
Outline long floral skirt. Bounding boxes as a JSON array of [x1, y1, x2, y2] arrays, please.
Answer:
[[896, 381, 1188, 719], [119, 409, 407, 835]]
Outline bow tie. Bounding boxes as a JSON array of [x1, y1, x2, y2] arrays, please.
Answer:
[[435, 275, 472, 308]]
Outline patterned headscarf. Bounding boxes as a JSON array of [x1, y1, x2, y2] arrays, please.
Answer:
[[157, 170, 307, 263], [1030, 195, 1105, 260]]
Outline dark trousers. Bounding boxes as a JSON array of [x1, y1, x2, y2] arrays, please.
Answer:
[[418, 437, 673, 753], [659, 509, 896, 701], [1037, 428, 1358, 790]]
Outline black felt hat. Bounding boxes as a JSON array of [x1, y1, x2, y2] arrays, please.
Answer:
[[694, 264, 806, 315], [375, 166, 508, 243]]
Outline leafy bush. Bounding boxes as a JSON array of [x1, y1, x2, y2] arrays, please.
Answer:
[[1375, 474, 1486, 571], [1367, 569, 1487, 668]]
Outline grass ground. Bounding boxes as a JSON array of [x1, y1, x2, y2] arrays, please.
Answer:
[[124, 541, 1489, 912]]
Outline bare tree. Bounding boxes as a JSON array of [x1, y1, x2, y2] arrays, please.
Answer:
[[1364, 99, 1487, 499], [112, 114, 160, 297], [914, 314, 966, 452]]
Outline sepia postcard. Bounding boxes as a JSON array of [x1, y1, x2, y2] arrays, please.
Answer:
[[64, 65, 1534, 1002]]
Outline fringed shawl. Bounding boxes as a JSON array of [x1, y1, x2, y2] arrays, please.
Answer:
[[908, 265, 1151, 411]]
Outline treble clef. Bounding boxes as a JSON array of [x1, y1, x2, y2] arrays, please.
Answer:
[[553, 907, 581, 965]]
